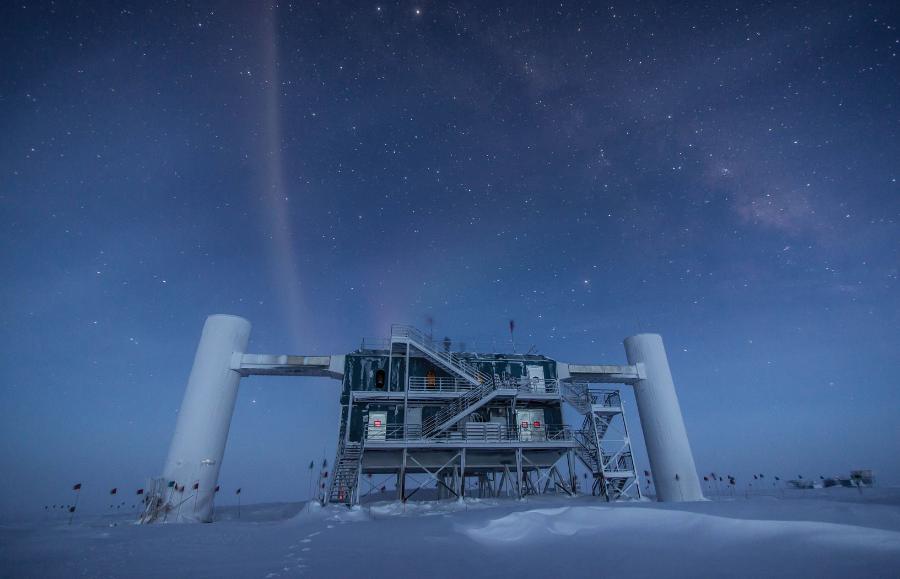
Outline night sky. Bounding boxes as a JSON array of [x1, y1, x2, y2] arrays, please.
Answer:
[[2, 1, 898, 517]]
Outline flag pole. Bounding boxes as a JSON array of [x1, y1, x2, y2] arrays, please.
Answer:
[[68, 484, 82, 526]]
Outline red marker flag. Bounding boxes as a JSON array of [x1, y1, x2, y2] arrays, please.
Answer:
[[72, 483, 82, 491]]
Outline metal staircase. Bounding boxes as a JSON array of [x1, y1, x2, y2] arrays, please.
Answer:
[[420, 380, 512, 436], [391, 325, 492, 386], [392, 324, 505, 437], [562, 383, 640, 500], [326, 439, 363, 506]]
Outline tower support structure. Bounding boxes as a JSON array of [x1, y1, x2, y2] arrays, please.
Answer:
[[153, 314, 251, 522], [624, 333, 703, 502]]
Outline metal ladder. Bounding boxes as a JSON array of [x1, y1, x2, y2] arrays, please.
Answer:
[[326, 439, 363, 506]]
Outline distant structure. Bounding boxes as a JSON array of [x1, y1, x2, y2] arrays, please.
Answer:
[[791, 469, 876, 490], [141, 314, 703, 523]]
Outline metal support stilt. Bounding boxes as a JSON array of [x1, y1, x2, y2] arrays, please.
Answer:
[[567, 450, 576, 495], [399, 448, 407, 502], [459, 448, 466, 498], [515, 448, 523, 499]]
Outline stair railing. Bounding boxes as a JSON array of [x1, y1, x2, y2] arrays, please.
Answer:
[[391, 325, 491, 385]]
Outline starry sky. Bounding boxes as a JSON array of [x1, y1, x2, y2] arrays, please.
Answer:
[[1, 1, 898, 517]]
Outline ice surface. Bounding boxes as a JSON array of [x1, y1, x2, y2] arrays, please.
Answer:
[[2, 488, 899, 578]]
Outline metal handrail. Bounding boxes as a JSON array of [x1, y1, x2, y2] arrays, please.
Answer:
[[496, 377, 559, 394], [327, 437, 364, 505], [408, 376, 559, 394], [365, 423, 574, 443], [421, 379, 498, 434], [590, 389, 622, 407], [359, 337, 391, 350], [408, 376, 476, 391], [391, 324, 493, 385], [562, 383, 622, 413]]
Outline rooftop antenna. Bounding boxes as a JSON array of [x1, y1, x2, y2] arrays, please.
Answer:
[[509, 319, 516, 353], [426, 315, 434, 341]]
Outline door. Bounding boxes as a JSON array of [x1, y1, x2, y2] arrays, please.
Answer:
[[367, 412, 387, 441], [406, 407, 422, 439], [526, 365, 545, 393], [516, 409, 546, 441]]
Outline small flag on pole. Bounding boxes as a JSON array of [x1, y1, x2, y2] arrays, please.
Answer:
[[168, 480, 176, 488], [110, 488, 117, 495], [136, 489, 144, 495], [215, 485, 220, 493], [236, 488, 241, 495], [192, 482, 199, 490], [73, 483, 82, 491]]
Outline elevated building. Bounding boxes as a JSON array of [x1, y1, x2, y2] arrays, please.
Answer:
[[142, 315, 703, 523]]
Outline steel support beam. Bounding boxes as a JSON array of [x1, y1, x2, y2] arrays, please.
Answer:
[[234, 353, 345, 379]]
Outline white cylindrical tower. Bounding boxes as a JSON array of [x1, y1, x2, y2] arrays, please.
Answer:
[[161, 314, 251, 522], [624, 333, 703, 502]]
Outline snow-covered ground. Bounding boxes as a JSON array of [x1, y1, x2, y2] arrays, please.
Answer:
[[2, 487, 900, 578]]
